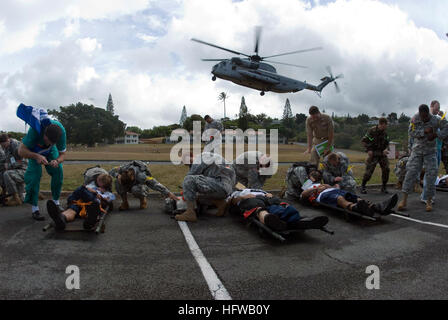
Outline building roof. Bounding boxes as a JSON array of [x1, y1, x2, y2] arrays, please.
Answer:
[[125, 131, 140, 136]]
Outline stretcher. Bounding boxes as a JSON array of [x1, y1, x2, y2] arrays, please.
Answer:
[[43, 204, 112, 234], [246, 215, 334, 243], [301, 198, 409, 221]]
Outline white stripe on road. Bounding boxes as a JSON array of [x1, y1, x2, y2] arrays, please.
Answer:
[[177, 221, 232, 300], [391, 214, 448, 229]]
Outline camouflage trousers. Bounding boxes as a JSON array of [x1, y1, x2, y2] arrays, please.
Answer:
[[362, 155, 389, 184], [338, 175, 357, 194], [1, 169, 26, 195], [285, 166, 308, 199], [115, 181, 150, 199], [402, 152, 438, 198], [182, 175, 228, 202]]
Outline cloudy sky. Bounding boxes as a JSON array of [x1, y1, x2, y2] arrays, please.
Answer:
[[1, 0, 447, 132]]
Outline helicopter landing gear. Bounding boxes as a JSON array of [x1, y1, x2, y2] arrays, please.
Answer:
[[260, 91, 265, 96], [212, 76, 216, 81]]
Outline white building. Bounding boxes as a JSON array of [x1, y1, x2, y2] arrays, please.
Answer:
[[115, 131, 140, 144]]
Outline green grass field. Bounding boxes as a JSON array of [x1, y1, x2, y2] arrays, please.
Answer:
[[66, 143, 368, 163], [36, 143, 446, 192]]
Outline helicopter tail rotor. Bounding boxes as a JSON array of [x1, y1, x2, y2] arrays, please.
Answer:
[[326, 66, 343, 93]]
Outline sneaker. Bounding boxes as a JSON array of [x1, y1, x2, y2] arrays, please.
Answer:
[[32, 210, 45, 221], [290, 216, 329, 230], [46, 200, 65, 230], [263, 213, 288, 232], [352, 199, 375, 217]]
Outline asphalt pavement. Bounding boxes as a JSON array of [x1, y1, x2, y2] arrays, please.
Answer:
[[1, 187, 448, 300]]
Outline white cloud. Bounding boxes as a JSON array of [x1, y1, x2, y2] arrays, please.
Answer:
[[1, 0, 448, 133], [76, 67, 100, 90], [136, 33, 158, 43], [76, 37, 102, 54]]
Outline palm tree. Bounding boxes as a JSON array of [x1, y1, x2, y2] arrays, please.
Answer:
[[218, 92, 229, 119]]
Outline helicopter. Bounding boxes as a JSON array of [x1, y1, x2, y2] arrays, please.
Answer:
[[192, 27, 343, 96]]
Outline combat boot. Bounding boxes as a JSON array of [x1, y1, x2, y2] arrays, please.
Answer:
[[414, 183, 422, 193], [119, 194, 129, 211], [175, 201, 197, 222], [397, 193, 408, 211], [119, 200, 129, 211], [360, 183, 367, 194], [381, 184, 389, 194], [212, 199, 228, 217], [139, 196, 148, 209], [372, 193, 398, 215], [6, 193, 23, 206], [426, 197, 433, 212]]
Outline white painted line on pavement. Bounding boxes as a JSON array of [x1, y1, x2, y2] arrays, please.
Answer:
[[177, 221, 232, 300], [391, 214, 448, 229]]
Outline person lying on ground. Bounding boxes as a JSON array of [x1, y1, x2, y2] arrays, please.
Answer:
[[228, 188, 328, 232], [300, 181, 398, 217], [46, 173, 115, 231]]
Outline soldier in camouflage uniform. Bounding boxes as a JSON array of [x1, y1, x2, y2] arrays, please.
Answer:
[[321, 152, 357, 193], [394, 155, 408, 189], [284, 162, 317, 199], [109, 160, 178, 211], [442, 141, 448, 174], [0, 146, 6, 195], [360, 117, 390, 194], [175, 152, 236, 222], [204, 115, 224, 146], [232, 151, 272, 189], [0, 134, 27, 206], [398, 104, 448, 212]]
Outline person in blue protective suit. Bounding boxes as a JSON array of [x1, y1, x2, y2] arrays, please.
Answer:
[[17, 104, 67, 221]]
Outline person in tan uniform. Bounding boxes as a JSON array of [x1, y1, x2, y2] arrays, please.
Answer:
[[304, 106, 334, 166]]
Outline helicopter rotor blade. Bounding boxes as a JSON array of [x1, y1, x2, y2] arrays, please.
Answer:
[[254, 26, 262, 55], [262, 47, 323, 59], [334, 81, 340, 93], [201, 59, 227, 61], [191, 38, 250, 57], [263, 60, 308, 68], [326, 66, 333, 78]]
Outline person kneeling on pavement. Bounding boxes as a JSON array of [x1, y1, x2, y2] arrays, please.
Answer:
[[228, 188, 328, 232], [46, 173, 115, 231], [109, 160, 178, 211], [300, 175, 398, 217], [175, 152, 236, 222]]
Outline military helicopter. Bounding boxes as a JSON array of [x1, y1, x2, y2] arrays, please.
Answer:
[[192, 27, 343, 96]]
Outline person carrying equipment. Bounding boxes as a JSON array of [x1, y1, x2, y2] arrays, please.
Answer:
[[17, 104, 66, 221], [109, 160, 178, 211], [46, 172, 115, 231]]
